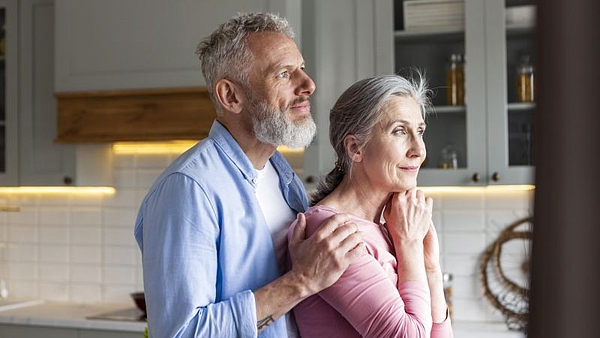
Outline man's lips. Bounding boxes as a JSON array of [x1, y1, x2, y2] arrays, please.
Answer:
[[290, 101, 311, 113]]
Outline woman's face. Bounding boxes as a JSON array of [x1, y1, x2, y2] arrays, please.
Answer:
[[358, 95, 427, 192]]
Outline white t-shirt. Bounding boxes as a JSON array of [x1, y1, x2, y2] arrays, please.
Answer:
[[255, 161, 300, 338]]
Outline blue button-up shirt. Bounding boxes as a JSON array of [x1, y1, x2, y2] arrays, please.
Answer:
[[134, 121, 308, 338]]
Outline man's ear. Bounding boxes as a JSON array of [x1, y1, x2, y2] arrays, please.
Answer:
[[343, 134, 363, 162], [214, 79, 244, 114]]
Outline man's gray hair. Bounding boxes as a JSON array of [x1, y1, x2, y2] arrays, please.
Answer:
[[196, 12, 294, 115]]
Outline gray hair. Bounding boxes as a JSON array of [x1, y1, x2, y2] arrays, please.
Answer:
[[195, 12, 295, 115], [310, 72, 432, 205]]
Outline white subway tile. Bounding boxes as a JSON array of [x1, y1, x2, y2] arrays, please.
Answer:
[[104, 246, 137, 265], [442, 210, 485, 231], [103, 208, 136, 227], [39, 282, 69, 301], [39, 245, 69, 263], [39, 225, 69, 244], [70, 246, 102, 264], [70, 227, 102, 246], [104, 228, 138, 247], [70, 208, 103, 226], [70, 283, 102, 303], [445, 232, 486, 255], [103, 265, 136, 284], [70, 265, 101, 283], [39, 263, 69, 282]]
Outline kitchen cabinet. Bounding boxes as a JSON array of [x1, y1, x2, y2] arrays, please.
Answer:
[[0, 0, 110, 186], [0, 0, 19, 185], [19, 0, 77, 186], [300, 0, 393, 189], [389, 0, 535, 186], [54, 0, 302, 92]]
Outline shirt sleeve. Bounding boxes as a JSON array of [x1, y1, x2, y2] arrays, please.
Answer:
[[136, 173, 257, 338], [300, 208, 436, 338], [320, 255, 433, 338]]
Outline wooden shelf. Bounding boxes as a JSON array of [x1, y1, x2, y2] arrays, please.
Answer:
[[55, 87, 216, 143]]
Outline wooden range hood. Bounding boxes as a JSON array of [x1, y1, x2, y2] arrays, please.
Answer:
[[55, 87, 217, 143]]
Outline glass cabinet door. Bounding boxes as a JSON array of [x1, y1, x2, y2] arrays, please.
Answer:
[[0, 0, 18, 185], [393, 0, 535, 186], [393, 0, 487, 186], [486, 0, 535, 185]]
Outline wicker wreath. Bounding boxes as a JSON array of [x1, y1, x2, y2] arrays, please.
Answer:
[[479, 216, 533, 331]]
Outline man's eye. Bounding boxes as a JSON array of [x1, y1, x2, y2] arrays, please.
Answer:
[[278, 71, 289, 79]]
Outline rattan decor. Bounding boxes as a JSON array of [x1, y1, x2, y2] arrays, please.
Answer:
[[479, 216, 533, 332]]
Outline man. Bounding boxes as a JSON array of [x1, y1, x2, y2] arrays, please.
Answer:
[[134, 12, 365, 338]]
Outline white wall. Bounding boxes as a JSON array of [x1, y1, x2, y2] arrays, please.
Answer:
[[0, 149, 533, 327]]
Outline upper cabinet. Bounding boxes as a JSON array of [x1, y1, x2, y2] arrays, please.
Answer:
[[54, 0, 302, 92], [390, 0, 535, 186], [0, 0, 19, 185], [0, 0, 110, 186], [300, 0, 394, 189]]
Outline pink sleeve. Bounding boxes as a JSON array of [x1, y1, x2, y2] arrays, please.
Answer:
[[432, 318, 454, 338], [297, 207, 454, 338], [319, 253, 433, 338]]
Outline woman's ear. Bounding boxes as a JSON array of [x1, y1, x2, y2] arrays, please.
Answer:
[[343, 135, 363, 162], [214, 79, 244, 114]]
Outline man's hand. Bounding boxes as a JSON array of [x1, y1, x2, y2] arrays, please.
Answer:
[[288, 213, 365, 295]]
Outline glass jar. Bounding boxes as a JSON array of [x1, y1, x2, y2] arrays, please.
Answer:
[[516, 55, 535, 102], [446, 54, 465, 106], [438, 144, 458, 169]]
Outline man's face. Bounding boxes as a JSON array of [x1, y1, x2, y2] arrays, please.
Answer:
[[243, 32, 317, 148]]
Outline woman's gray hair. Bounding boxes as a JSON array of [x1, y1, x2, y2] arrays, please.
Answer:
[[310, 71, 432, 205], [195, 12, 294, 115]]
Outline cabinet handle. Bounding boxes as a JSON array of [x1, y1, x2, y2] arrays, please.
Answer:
[[492, 172, 500, 182], [63, 176, 73, 185], [472, 173, 480, 182]]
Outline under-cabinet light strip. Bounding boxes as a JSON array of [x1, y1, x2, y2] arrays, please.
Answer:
[[0, 186, 116, 195]]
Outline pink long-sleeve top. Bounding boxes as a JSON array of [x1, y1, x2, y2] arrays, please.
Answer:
[[288, 205, 454, 338]]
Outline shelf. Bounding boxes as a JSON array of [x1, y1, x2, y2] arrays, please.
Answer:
[[508, 102, 536, 111], [394, 28, 463, 43], [432, 105, 467, 114]]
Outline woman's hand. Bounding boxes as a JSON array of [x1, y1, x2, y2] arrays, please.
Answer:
[[424, 222, 442, 272], [383, 189, 433, 245]]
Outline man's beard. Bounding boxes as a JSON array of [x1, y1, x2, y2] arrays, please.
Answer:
[[249, 98, 317, 148]]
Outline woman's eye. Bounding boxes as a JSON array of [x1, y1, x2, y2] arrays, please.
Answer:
[[393, 128, 406, 135]]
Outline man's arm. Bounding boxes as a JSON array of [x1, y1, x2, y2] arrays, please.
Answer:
[[253, 213, 365, 332]]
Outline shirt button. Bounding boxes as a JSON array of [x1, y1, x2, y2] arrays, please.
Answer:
[[252, 178, 257, 184]]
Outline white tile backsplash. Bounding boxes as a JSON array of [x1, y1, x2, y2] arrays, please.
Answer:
[[0, 151, 534, 331]]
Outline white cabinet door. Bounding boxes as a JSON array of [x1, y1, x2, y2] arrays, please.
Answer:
[[19, 0, 76, 186], [54, 0, 300, 92], [300, 0, 392, 190]]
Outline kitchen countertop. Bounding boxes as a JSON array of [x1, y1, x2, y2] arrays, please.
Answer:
[[0, 300, 147, 332], [0, 301, 525, 337]]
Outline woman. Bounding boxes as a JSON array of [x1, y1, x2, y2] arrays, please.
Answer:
[[288, 74, 453, 337]]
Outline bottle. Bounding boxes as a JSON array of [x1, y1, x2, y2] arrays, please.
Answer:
[[443, 273, 453, 321], [446, 54, 465, 106], [516, 55, 535, 102], [438, 144, 458, 169]]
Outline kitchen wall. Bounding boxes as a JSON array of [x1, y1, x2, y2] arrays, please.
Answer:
[[0, 149, 533, 325]]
